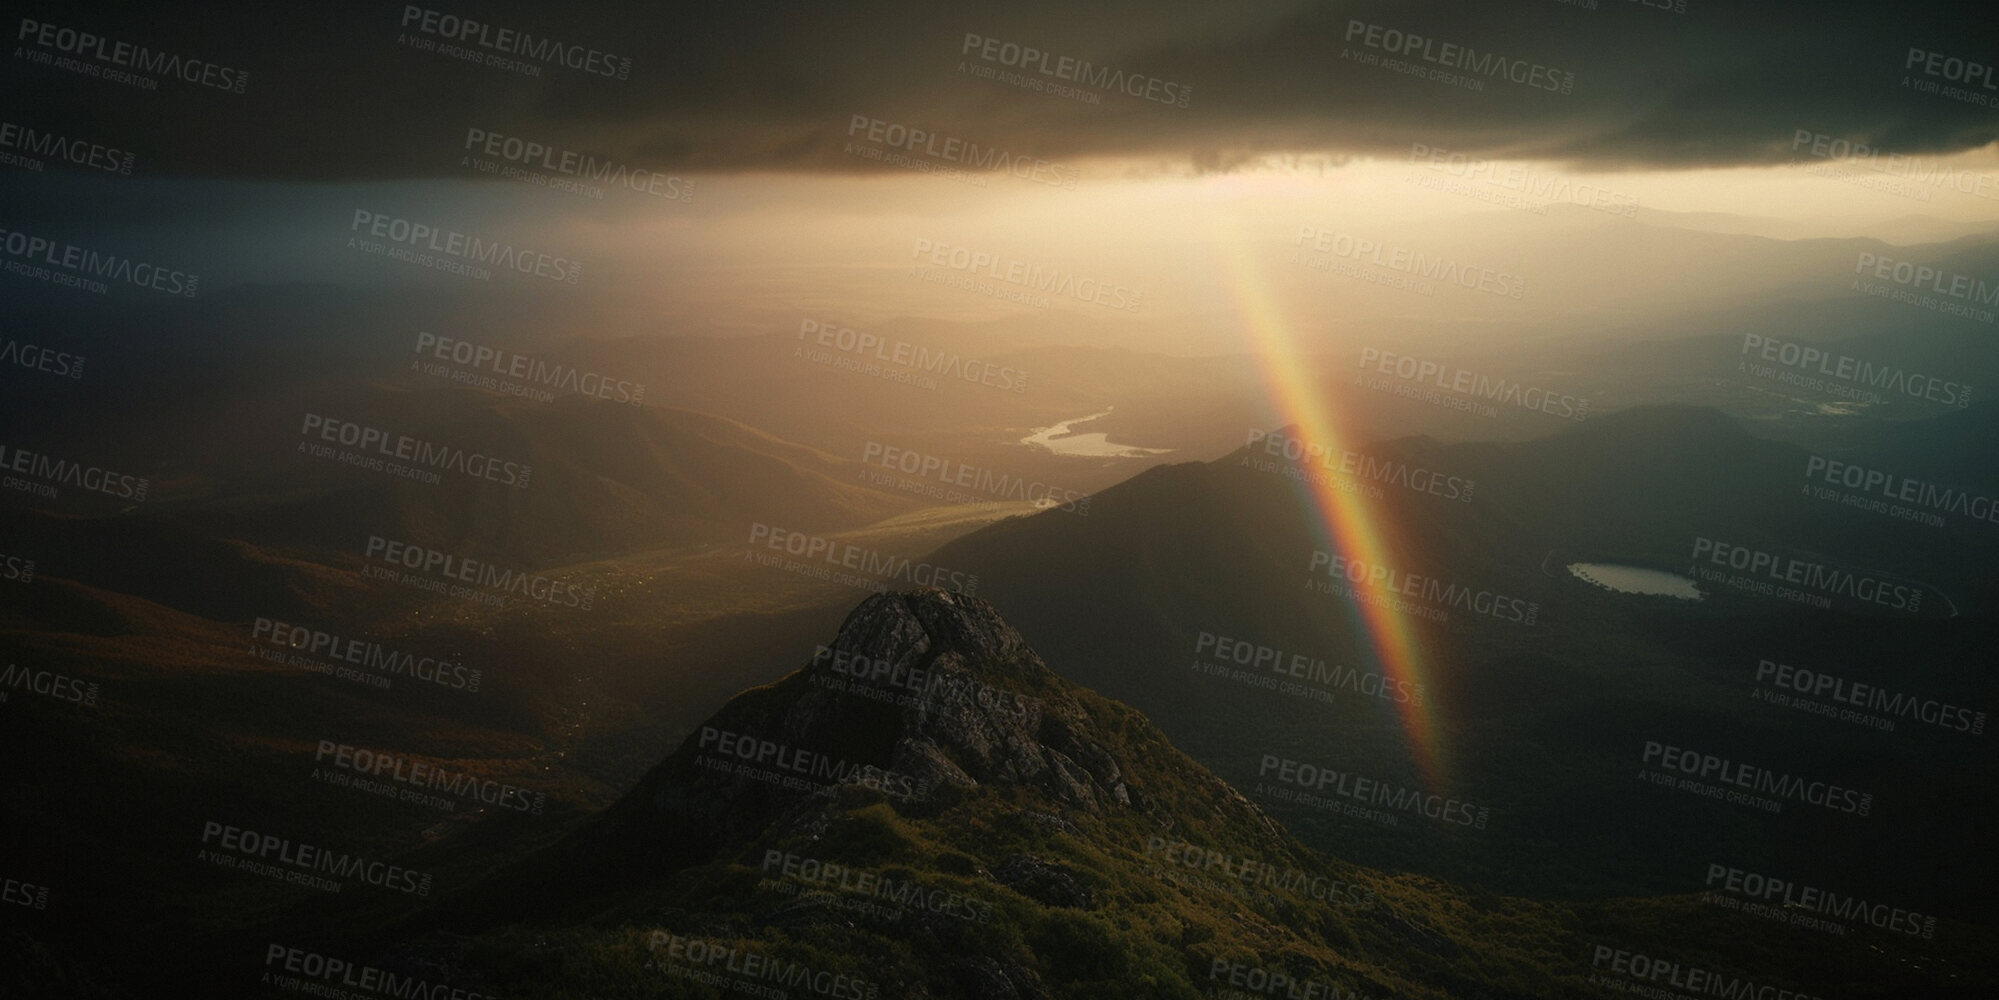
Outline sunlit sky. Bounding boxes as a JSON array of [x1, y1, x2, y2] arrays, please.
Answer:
[[10, 137, 1999, 360]]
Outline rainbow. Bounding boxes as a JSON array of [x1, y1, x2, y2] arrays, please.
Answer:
[[1212, 217, 1445, 791]]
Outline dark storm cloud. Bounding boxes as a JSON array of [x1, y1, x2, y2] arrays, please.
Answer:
[[5, 0, 1997, 181]]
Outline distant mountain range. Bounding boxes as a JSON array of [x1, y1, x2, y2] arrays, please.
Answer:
[[923, 406, 1998, 903]]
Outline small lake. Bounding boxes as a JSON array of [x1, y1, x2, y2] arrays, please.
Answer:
[[1021, 409, 1173, 458], [1567, 562, 1703, 600]]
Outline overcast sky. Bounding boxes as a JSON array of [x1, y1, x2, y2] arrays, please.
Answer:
[[10, 0, 1999, 355], [9, 0, 1999, 181]]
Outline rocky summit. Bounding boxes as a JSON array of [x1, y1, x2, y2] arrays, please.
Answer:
[[400, 591, 1685, 1000], [572, 590, 1170, 882]]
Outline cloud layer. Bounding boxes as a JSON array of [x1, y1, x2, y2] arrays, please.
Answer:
[[7, 0, 1998, 181]]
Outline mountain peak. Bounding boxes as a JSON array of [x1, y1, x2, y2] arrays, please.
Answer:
[[557, 591, 1148, 884], [817, 589, 1031, 683], [802, 589, 1136, 816], [430, 593, 1391, 999]]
